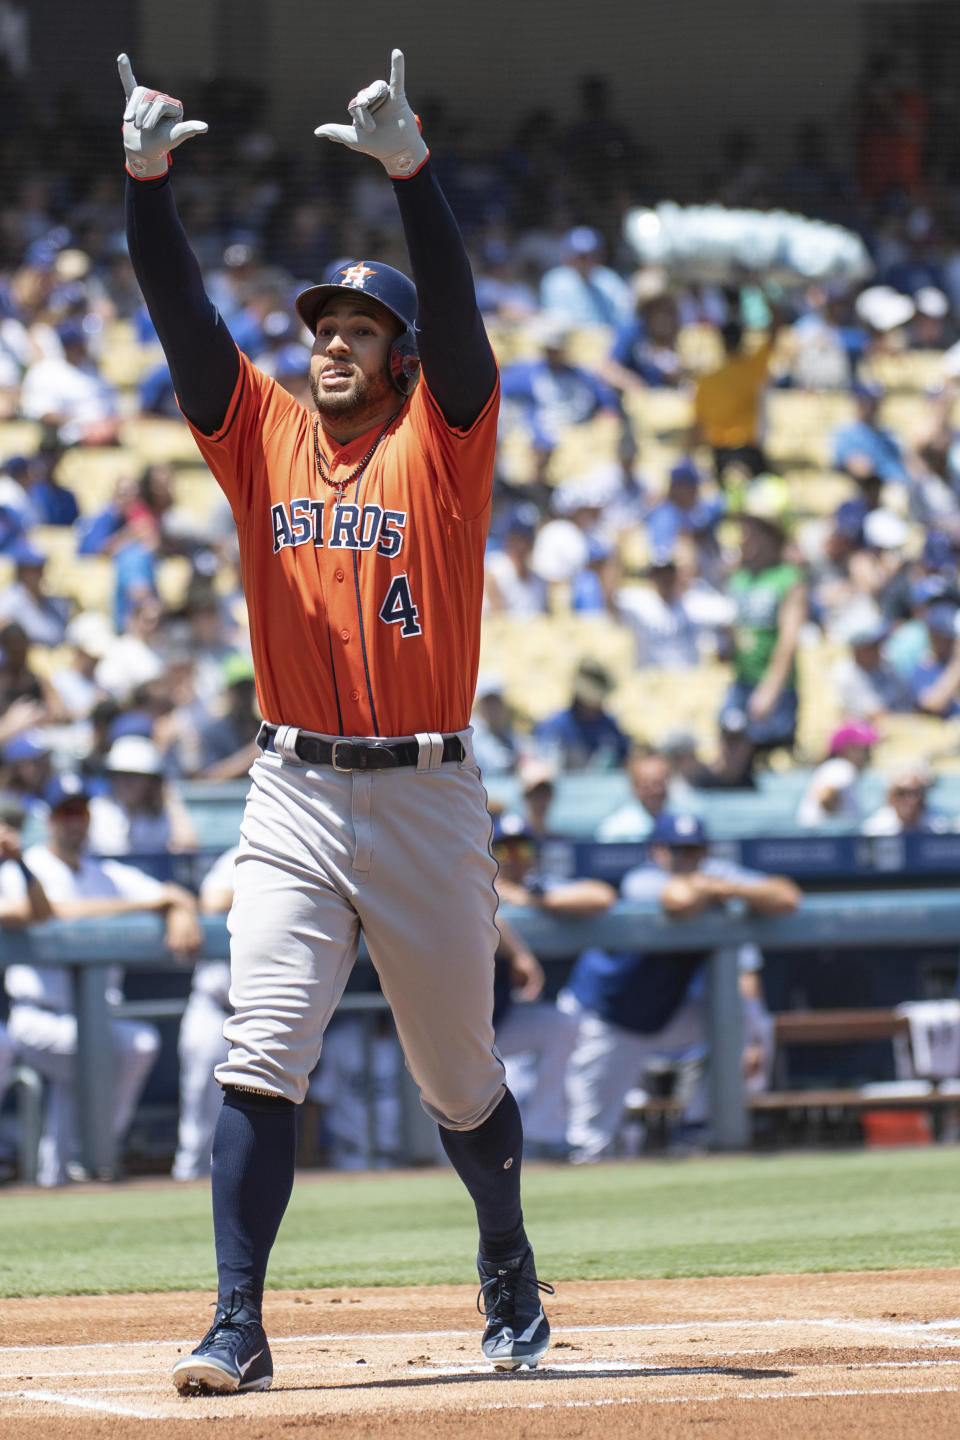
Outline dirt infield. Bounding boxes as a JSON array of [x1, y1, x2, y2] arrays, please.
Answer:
[[3, 1270, 960, 1438]]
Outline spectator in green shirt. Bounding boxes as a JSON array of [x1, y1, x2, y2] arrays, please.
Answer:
[[719, 477, 808, 754]]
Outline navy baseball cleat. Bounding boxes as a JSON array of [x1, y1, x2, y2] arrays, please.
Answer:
[[172, 1290, 273, 1395], [477, 1247, 554, 1371]]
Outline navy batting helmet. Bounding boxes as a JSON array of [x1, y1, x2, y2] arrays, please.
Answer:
[[295, 260, 420, 396]]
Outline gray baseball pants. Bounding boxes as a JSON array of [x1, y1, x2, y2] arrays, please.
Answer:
[[216, 730, 507, 1128]]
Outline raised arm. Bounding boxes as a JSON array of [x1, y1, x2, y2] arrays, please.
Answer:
[[118, 54, 240, 434], [316, 50, 497, 429]]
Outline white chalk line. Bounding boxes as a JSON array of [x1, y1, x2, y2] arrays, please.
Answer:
[[9, 1381, 960, 1421], [6, 1315, 960, 1421], [462, 1386, 960, 1411], [16, 1389, 159, 1419], [7, 1315, 960, 1354], [0, 1368, 156, 1380]]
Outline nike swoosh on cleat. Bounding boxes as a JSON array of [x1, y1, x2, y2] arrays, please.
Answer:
[[237, 1349, 264, 1377], [514, 1307, 546, 1344]]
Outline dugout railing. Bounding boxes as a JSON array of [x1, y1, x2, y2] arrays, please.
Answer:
[[4, 889, 960, 1177]]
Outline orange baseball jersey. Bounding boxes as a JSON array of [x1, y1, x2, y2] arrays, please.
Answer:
[[188, 350, 499, 737]]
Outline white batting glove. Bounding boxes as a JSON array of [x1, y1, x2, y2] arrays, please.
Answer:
[[118, 53, 208, 179], [314, 49, 428, 179]]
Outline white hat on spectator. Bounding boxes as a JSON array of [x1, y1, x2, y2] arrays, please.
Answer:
[[519, 754, 557, 792], [855, 285, 916, 332], [527, 311, 573, 351], [862, 508, 909, 550], [65, 611, 114, 659], [530, 519, 589, 581], [552, 471, 619, 515], [105, 735, 163, 776], [889, 761, 934, 792], [474, 671, 506, 702], [915, 286, 949, 319]]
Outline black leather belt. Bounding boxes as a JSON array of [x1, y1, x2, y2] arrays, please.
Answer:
[[258, 723, 464, 771]]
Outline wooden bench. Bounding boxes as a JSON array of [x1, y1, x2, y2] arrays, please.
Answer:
[[621, 1007, 960, 1150], [772, 1008, 910, 1048]]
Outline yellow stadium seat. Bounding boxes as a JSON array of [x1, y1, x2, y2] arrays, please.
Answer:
[[118, 417, 201, 463], [55, 447, 135, 513], [677, 323, 723, 375], [870, 712, 958, 768], [0, 419, 42, 459], [98, 320, 164, 388], [156, 555, 192, 610], [764, 392, 853, 469], [609, 663, 732, 747], [867, 350, 945, 395], [26, 525, 79, 594], [880, 393, 932, 445], [623, 388, 693, 438], [782, 469, 853, 519], [56, 557, 114, 613]]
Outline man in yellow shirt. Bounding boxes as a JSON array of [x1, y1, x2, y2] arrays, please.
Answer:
[[693, 316, 779, 484]]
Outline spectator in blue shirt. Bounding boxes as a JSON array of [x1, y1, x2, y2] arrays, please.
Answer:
[[645, 458, 725, 578], [602, 284, 687, 393], [0, 538, 70, 647], [558, 812, 800, 1161], [27, 444, 79, 528], [474, 241, 538, 326], [534, 658, 631, 772], [909, 601, 960, 717], [831, 381, 912, 486], [501, 315, 623, 481], [539, 226, 633, 330], [112, 539, 158, 635]]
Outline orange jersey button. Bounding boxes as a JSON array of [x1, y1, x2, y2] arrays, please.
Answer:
[[340, 629, 350, 642]]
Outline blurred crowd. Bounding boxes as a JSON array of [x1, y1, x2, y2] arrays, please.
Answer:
[[4, 43, 960, 1177]]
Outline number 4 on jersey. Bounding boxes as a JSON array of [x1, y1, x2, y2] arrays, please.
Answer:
[[379, 573, 422, 637]]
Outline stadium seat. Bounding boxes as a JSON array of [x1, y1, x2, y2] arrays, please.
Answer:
[[868, 349, 945, 395], [0, 419, 42, 459], [97, 321, 164, 388], [55, 447, 134, 513], [118, 417, 201, 463]]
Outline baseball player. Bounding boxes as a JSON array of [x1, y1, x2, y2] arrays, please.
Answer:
[[0, 772, 200, 1185], [117, 48, 552, 1394]]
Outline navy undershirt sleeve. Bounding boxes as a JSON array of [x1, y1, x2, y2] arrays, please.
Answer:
[[392, 164, 497, 430], [125, 173, 240, 435]]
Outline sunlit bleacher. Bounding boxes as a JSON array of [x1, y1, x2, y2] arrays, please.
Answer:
[[2, 313, 958, 848]]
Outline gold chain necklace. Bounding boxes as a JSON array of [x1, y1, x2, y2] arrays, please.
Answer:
[[313, 412, 399, 495]]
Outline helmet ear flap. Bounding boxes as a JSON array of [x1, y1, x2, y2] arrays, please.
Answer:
[[389, 332, 421, 395]]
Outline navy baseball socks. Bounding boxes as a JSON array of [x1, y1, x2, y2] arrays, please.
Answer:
[[173, 1087, 297, 1395], [439, 1088, 553, 1370]]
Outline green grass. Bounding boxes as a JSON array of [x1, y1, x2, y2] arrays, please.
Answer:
[[2, 1149, 960, 1298]]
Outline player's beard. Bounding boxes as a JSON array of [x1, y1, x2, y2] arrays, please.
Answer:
[[309, 363, 394, 425]]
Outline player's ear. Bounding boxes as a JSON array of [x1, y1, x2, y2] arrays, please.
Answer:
[[389, 338, 420, 396]]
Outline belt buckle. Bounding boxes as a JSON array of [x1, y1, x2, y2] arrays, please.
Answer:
[[330, 740, 353, 772]]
